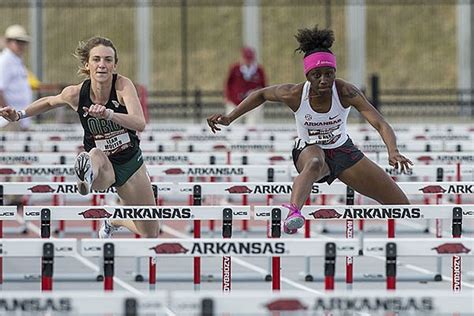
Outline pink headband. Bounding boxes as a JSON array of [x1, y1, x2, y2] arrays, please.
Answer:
[[303, 52, 336, 75]]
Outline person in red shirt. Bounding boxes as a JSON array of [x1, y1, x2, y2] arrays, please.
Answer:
[[224, 46, 266, 123]]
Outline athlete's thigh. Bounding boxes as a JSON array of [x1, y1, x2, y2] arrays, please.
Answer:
[[337, 156, 409, 204], [117, 164, 158, 236], [116, 163, 155, 205], [295, 144, 327, 172]]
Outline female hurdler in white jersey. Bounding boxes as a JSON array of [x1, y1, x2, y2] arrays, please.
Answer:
[[207, 25, 413, 234]]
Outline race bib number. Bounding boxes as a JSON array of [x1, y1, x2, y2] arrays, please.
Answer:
[[308, 127, 341, 145], [94, 130, 131, 155]]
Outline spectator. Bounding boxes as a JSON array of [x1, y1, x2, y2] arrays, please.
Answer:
[[224, 46, 266, 124], [0, 24, 33, 131]]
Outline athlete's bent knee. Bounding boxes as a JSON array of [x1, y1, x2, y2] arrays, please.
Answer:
[[89, 147, 103, 157], [139, 222, 160, 238], [140, 231, 159, 238], [304, 157, 325, 175]]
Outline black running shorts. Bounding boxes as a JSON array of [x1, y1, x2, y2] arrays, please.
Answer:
[[292, 137, 364, 184]]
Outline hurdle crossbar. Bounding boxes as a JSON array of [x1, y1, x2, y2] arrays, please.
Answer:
[[2, 151, 474, 165], [0, 239, 77, 291], [0, 182, 175, 195], [2, 181, 473, 196], [0, 289, 471, 314], [2, 164, 474, 183], [0, 291, 168, 315], [23, 205, 251, 221], [254, 205, 474, 220], [169, 290, 474, 315]]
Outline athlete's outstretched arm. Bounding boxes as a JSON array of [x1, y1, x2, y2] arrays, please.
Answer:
[[0, 85, 79, 122], [338, 80, 413, 171], [207, 83, 300, 133]]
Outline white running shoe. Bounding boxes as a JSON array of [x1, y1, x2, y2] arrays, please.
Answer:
[[74, 152, 93, 196], [99, 219, 118, 239]]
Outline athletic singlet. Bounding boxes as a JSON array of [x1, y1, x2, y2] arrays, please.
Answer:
[[294, 81, 350, 149], [77, 74, 140, 164]]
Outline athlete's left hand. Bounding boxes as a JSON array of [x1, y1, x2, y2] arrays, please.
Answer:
[[0, 106, 19, 122], [388, 150, 413, 172], [207, 113, 231, 133], [83, 104, 109, 119]]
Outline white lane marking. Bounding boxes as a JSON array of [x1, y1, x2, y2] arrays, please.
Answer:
[[16, 217, 144, 295], [161, 224, 324, 295]]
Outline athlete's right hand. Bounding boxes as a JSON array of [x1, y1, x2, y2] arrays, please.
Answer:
[[0, 106, 19, 122], [207, 114, 231, 133]]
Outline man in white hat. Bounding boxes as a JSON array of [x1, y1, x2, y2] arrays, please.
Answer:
[[0, 24, 33, 130]]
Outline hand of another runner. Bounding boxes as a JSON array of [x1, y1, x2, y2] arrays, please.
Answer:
[[83, 104, 109, 119], [207, 114, 231, 133], [0, 106, 19, 122], [388, 150, 413, 172]]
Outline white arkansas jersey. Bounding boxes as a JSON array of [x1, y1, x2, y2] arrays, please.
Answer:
[[294, 81, 350, 149]]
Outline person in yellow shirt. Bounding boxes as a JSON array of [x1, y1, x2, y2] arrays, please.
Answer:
[[28, 70, 41, 90]]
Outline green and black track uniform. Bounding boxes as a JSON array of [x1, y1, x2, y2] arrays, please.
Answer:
[[77, 74, 143, 187]]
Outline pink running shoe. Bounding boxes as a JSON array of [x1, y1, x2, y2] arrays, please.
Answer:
[[282, 203, 305, 234]]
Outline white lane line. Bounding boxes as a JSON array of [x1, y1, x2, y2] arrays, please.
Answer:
[[161, 224, 324, 295], [16, 217, 144, 295]]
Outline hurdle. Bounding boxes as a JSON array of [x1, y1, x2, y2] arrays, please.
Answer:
[[0, 239, 77, 291], [0, 291, 168, 315], [23, 205, 251, 290], [80, 238, 359, 291], [0, 152, 229, 165], [3, 125, 473, 141], [177, 180, 474, 284], [0, 205, 17, 289], [0, 289, 471, 315], [177, 180, 474, 236], [255, 205, 474, 286], [168, 290, 474, 315], [2, 162, 472, 183], [3, 138, 474, 154], [362, 237, 474, 291], [3, 178, 473, 238], [79, 237, 473, 292], [1, 163, 292, 237], [318, 173, 474, 235], [1, 183, 168, 283], [19, 121, 474, 133], [1, 151, 474, 167], [0, 182, 176, 235]]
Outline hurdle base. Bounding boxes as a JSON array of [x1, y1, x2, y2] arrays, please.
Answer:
[[188, 226, 268, 236], [319, 226, 431, 235], [133, 273, 269, 283], [3, 273, 103, 282], [134, 274, 145, 282], [54, 226, 138, 238], [300, 273, 443, 283], [53, 226, 95, 236], [3, 226, 29, 235]]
